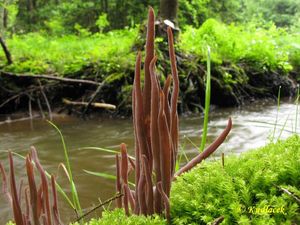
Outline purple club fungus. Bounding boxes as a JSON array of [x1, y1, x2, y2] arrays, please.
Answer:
[[115, 7, 232, 223]]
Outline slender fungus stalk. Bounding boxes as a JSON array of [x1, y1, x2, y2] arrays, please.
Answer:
[[1, 150, 62, 225], [116, 7, 232, 221]]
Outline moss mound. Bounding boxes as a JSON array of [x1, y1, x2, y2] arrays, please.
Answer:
[[171, 135, 300, 224]]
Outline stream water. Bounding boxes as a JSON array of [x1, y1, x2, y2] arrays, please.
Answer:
[[0, 99, 299, 223]]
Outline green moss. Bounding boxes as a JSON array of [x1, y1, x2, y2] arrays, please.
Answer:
[[71, 209, 166, 225], [171, 135, 300, 224]]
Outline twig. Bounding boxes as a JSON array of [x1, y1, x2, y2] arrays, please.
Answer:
[[0, 70, 102, 86], [0, 86, 43, 108], [211, 216, 224, 225], [63, 98, 116, 110], [0, 92, 23, 108], [74, 193, 123, 223], [26, 94, 33, 120], [0, 36, 12, 65], [276, 185, 300, 204], [38, 79, 53, 120], [0, 115, 40, 125], [37, 97, 45, 119], [221, 153, 225, 168]]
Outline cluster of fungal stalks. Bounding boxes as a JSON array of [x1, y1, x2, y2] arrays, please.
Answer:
[[0, 148, 61, 225], [115, 8, 232, 222]]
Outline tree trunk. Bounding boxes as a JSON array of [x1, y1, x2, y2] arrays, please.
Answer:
[[3, 7, 8, 29], [0, 36, 13, 65], [26, 0, 34, 11], [159, 0, 178, 23]]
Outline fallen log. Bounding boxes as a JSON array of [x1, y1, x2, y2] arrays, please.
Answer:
[[62, 98, 116, 110], [0, 70, 102, 86]]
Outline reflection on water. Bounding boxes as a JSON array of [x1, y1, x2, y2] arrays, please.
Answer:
[[0, 99, 299, 223]]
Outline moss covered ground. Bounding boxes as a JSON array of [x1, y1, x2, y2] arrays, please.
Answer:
[[171, 135, 300, 224]]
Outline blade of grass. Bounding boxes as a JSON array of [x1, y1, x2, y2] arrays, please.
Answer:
[[200, 46, 211, 152], [277, 114, 290, 141], [184, 135, 199, 150], [295, 84, 299, 133], [83, 169, 135, 187], [78, 146, 136, 160], [47, 120, 82, 216], [271, 86, 281, 142], [77, 147, 119, 154]]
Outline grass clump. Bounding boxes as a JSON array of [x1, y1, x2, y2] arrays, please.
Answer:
[[171, 135, 300, 224], [70, 209, 166, 225]]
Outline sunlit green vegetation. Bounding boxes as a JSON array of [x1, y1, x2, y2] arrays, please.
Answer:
[[0, 29, 137, 75], [180, 19, 300, 73], [1, 21, 299, 80], [171, 135, 300, 224], [72, 210, 166, 225]]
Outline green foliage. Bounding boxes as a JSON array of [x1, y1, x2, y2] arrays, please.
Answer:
[[171, 135, 300, 224], [11, 0, 159, 34], [178, 0, 300, 29], [2, 0, 300, 35], [0, 29, 137, 75], [96, 13, 110, 33], [199, 47, 211, 152], [180, 19, 299, 73], [48, 121, 83, 216], [241, 0, 300, 27], [70, 209, 166, 225], [0, 0, 18, 32], [44, 18, 65, 36]]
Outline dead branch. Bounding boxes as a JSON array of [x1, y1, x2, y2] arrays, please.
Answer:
[[0, 116, 40, 125], [211, 216, 224, 225], [0, 92, 23, 108], [38, 79, 53, 120], [0, 36, 12, 65], [37, 97, 46, 118], [276, 185, 300, 204], [62, 98, 116, 110], [74, 193, 123, 223], [0, 70, 102, 86]]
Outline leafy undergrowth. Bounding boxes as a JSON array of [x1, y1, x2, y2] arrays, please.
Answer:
[[0, 29, 137, 75], [1, 21, 299, 78], [171, 135, 300, 224], [180, 19, 300, 74]]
